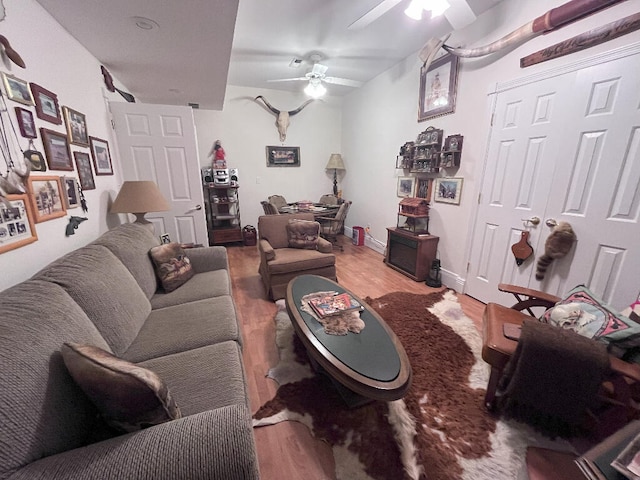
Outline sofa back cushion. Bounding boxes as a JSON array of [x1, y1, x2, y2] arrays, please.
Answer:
[[33, 244, 151, 356], [0, 280, 111, 476], [91, 223, 160, 299], [258, 213, 315, 249]]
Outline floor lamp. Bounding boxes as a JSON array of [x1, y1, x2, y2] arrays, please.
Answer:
[[325, 154, 345, 196]]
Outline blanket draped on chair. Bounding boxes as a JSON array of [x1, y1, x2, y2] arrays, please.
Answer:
[[497, 319, 609, 438]]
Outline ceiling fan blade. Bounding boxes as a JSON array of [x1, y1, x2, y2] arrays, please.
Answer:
[[348, 0, 402, 30], [323, 76, 364, 88], [267, 77, 309, 83], [311, 63, 328, 76]]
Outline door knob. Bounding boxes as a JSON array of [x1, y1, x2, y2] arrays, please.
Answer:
[[195, 205, 202, 211], [521, 216, 540, 226], [545, 218, 557, 227]]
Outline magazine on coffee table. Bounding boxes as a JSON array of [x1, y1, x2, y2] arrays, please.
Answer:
[[308, 292, 364, 318]]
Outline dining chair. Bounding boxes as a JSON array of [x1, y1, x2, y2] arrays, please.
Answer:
[[261, 201, 279, 215], [317, 201, 351, 251], [267, 195, 288, 210], [318, 194, 339, 205]]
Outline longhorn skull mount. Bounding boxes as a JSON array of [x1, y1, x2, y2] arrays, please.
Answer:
[[254, 95, 315, 142]]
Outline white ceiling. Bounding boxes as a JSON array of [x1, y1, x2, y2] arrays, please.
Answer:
[[35, 0, 503, 110]]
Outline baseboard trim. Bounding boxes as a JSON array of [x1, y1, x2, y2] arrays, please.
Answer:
[[441, 269, 465, 293]]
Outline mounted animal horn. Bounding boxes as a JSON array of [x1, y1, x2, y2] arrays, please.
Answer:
[[254, 96, 315, 142], [442, 0, 624, 58]]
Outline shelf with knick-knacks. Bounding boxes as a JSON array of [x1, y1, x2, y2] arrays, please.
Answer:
[[411, 126, 443, 174], [439, 134, 463, 169]]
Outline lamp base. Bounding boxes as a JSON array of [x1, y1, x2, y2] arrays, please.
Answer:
[[132, 213, 155, 232], [333, 169, 338, 196]]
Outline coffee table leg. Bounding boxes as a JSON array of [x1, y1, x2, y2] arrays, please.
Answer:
[[307, 355, 373, 408]]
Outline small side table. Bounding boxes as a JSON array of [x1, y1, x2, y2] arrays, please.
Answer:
[[384, 228, 439, 282]]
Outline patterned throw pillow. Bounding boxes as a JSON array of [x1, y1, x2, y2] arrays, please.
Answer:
[[286, 219, 321, 249], [541, 285, 640, 357], [61, 342, 181, 432], [149, 242, 194, 292]]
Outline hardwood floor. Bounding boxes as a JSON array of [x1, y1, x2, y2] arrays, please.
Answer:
[[226, 235, 486, 480]]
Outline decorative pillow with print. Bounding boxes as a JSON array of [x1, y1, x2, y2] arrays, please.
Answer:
[[286, 219, 321, 250], [61, 342, 181, 432], [149, 242, 194, 292], [541, 285, 640, 357]]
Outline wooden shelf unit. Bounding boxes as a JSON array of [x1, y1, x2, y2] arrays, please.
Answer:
[[204, 184, 243, 245]]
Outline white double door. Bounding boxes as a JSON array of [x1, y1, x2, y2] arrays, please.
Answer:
[[110, 102, 207, 245], [466, 48, 640, 310]]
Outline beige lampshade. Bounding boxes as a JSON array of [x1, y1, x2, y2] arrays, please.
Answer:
[[110, 181, 169, 224], [325, 154, 345, 170]]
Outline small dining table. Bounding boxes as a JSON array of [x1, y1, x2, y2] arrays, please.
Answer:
[[279, 203, 340, 219]]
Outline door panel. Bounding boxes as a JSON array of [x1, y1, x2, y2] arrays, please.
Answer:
[[467, 52, 640, 311], [110, 102, 206, 245], [466, 75, 572, 304]]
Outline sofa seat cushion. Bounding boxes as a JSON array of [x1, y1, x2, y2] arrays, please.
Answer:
[[267, 247, 335, 274], [123, 296, 241, 362], [33, 245, 151, 356], [150, 269, 230, 309], [139, 341, 248, 416], [0, 280, 110, 477], [62, 343, 182, 433]]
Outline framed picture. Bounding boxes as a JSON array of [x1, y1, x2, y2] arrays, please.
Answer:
[[266, 146, 300, 167], [160, 233, 171, 244], [415, 178, 433, 201], [30, 83, 62, 124], [15, 107, 37, 138], [27, 175, 67, 222], [61, 176, 80, 209], [1, 73, 34, 105], [63, 106, 89, 146], [434, 177, 463, 205], [40, 128, 73, 171], [24, 149, 47, 172], [0, 194, 38, 254], [89, 136, 114, 175], [74, 151, 96, 190], [397, 176, 415, 197], [418, 54, 459, 122]]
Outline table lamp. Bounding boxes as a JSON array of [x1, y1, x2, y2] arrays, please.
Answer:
[[110, 180, 169, 226], [325, 154, 345, 196]]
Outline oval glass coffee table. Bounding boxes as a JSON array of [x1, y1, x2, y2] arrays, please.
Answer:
[[286, 275, 412, 405]]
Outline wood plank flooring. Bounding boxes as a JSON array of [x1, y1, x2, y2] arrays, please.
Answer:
[[226, 235, 486, 480]]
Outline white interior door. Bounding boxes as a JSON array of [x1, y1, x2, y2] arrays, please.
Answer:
[[110, 102, 207, 245], [466, 48, 640, 310]]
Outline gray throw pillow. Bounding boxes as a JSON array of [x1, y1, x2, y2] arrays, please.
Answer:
[[61, 342, 181, 432]]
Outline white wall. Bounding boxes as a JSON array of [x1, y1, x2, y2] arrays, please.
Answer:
[[193, 85, 342, 230], [0, 0, 128, 291], [341, 0, 640, 288]]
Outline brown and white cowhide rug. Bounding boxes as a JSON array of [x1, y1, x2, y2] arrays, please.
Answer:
[[253, 290, 570, 480]]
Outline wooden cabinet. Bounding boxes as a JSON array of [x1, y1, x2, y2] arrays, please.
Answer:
[[384, 228, 439, 282], [204, 184, 242, 245]]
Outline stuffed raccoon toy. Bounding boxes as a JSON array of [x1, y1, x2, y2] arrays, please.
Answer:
[[535, 222, 576, 280]]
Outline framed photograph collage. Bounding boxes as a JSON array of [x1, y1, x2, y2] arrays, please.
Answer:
[[0, 72, 114, 254]]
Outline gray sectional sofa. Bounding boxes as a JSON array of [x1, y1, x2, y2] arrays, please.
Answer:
[[0, 223, 259, 479]]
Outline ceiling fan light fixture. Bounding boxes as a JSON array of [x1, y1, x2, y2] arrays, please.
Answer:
[[304, 80, 326, 98], [404, 0, 424, 20]]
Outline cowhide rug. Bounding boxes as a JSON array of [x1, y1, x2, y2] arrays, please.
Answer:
[[253, 290, 570, 480]]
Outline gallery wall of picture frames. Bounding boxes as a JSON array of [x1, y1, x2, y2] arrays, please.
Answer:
[[395, 126, 464, 206], [0, 70, 114, 254]]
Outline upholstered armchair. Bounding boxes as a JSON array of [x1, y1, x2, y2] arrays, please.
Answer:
[[258, 213, 337, 300]]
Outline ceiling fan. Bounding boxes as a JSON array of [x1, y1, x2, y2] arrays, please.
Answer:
[[267, 54, 363, 98], [348, 0, 476, 31]]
